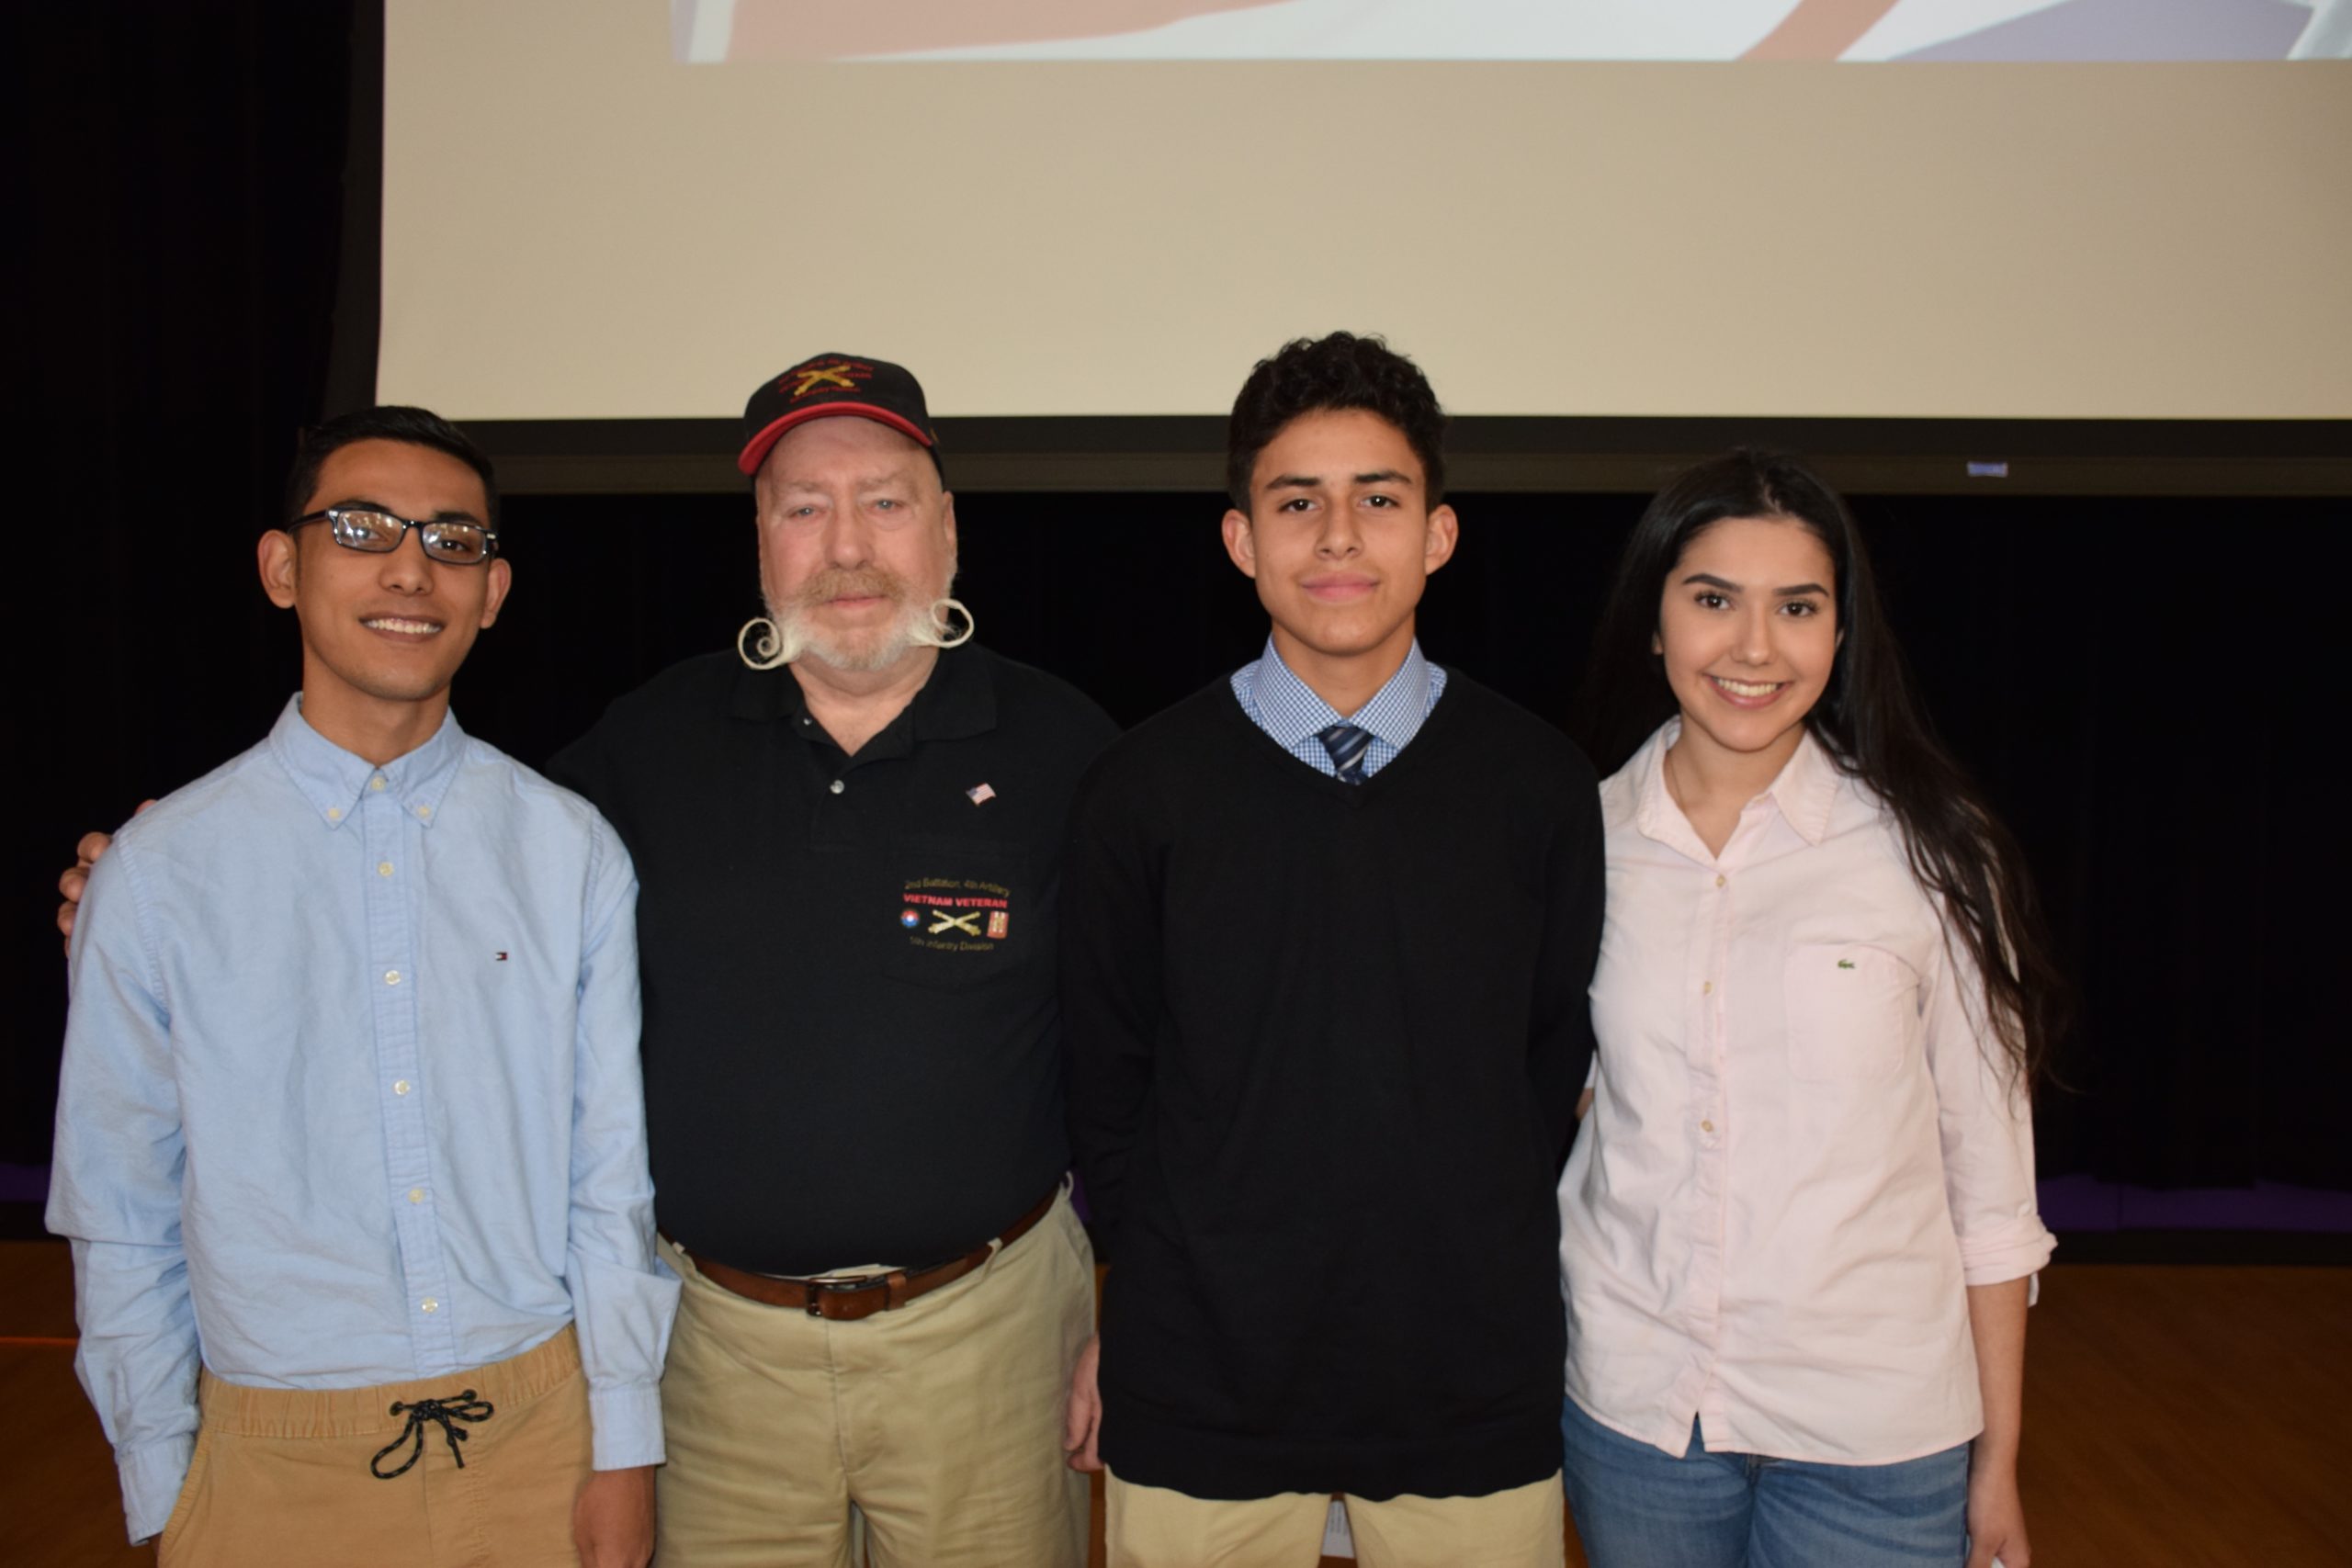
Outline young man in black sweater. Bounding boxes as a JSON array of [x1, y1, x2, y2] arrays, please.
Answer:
[[1059, 333, 1603, 1565]]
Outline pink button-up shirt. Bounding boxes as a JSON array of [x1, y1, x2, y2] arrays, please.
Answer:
[[1559, 722, 2053, 1463]]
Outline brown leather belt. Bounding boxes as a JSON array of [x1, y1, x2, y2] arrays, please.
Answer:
[[666, 1186, 1059, 1322]]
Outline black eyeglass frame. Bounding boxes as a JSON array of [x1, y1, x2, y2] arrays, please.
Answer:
[[288, 506, 502, 565]]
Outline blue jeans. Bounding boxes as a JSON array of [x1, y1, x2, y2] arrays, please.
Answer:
[[1561, 1398, 1970, 1568]]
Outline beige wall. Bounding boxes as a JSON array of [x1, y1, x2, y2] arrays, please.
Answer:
[[380, 0, 2352, 420]]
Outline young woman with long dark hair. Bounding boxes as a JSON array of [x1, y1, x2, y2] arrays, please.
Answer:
[[1557, 450, 2064, 1568]]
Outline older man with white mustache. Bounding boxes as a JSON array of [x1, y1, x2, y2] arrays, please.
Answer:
[[740, 396, 969, 683], [544, 354, 1119, 1566]]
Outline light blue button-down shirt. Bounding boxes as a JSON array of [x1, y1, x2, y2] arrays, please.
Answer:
[[49, 697, 678, 1544], [1230, 636, 1448, 778]]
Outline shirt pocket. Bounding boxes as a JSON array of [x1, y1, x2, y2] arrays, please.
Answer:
[[880, 838, 1035, 992], [1781, 942, 1918, 1084]]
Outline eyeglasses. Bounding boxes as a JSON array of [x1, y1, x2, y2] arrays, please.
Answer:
[[289, 507, 500, 566]]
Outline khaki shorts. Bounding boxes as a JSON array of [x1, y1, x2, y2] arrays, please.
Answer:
[[158, 1325, 593, 1568]]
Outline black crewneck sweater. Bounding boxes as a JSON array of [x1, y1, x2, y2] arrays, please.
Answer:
[[1061, 671, 1604, 1501]]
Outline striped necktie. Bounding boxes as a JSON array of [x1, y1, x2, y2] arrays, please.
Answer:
[[1317, 722, 1373, 784]]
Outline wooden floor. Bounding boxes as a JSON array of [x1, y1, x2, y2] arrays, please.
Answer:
[[5, 1245, 2346, 1566]]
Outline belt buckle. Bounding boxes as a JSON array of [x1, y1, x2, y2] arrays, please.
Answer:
[[804, 1272, 885, 1318]]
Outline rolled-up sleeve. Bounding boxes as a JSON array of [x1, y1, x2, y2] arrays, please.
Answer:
[[46, 844, 201, 1543], [1922, 931, 2055, 1287], [564, 818, 680, 1471]]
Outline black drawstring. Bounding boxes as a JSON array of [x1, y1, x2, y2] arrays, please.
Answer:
[[368, 1390, 496, 1480]]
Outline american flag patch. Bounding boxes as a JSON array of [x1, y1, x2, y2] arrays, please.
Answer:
[[966, 783, 997, 805]]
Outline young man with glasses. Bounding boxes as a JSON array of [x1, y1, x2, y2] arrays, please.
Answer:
[[48, 407, 678, 1568], [1059, 333, 1604, 1565]]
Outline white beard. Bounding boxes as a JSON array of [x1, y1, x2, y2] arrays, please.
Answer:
[[766, 590, 937, 673], [741, 562, 970, 673]]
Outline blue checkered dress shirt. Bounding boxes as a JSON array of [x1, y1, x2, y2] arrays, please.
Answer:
[[1230, 637, 1447, 780]]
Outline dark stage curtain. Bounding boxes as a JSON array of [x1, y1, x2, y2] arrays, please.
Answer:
[[5, 2, 367, 1163], [5, 5, 2343, 1198], [414, 486, 2352, 1196]]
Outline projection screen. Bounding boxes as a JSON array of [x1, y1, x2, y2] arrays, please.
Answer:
[[379, 1, 2351, 434]]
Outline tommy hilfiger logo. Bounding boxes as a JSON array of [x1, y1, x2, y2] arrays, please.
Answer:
[[494, 951, 509, 962]]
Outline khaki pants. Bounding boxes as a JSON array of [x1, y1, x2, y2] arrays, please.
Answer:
[[655, 1189, 1095, 1567], [1105, 1470, 1566, 1568], [157, 1325, 592, 1568]]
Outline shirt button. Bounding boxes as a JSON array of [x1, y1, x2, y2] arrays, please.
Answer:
[[393, 1079, 412, 1096], [420, 1298, 438, 1314], [370, 776, 387, 792], [1702, 1119, 1716, 1134], [384, 969, 401, 986], [1702, 980, 1713, 995], [415, 805, 433, 818], [1714, 874, 1726, 889], [829, 780, 845, 795], [326, 807, 342, 822], [408, 1188, 425, 1204], [378, 862, 394, 877]]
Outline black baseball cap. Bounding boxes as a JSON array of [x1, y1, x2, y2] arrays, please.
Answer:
[[738, 353, 942, 478]]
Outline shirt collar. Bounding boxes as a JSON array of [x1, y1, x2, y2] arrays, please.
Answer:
[[267, 694, 468, 830], [1630, 717, 1842, 852], [730, 641, 998, 749], [1243, 637, 1434, 752], [1767, 728, 1842, 845]]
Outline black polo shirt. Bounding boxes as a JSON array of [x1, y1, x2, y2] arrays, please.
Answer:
[[548, 643, 1118, 1276]]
